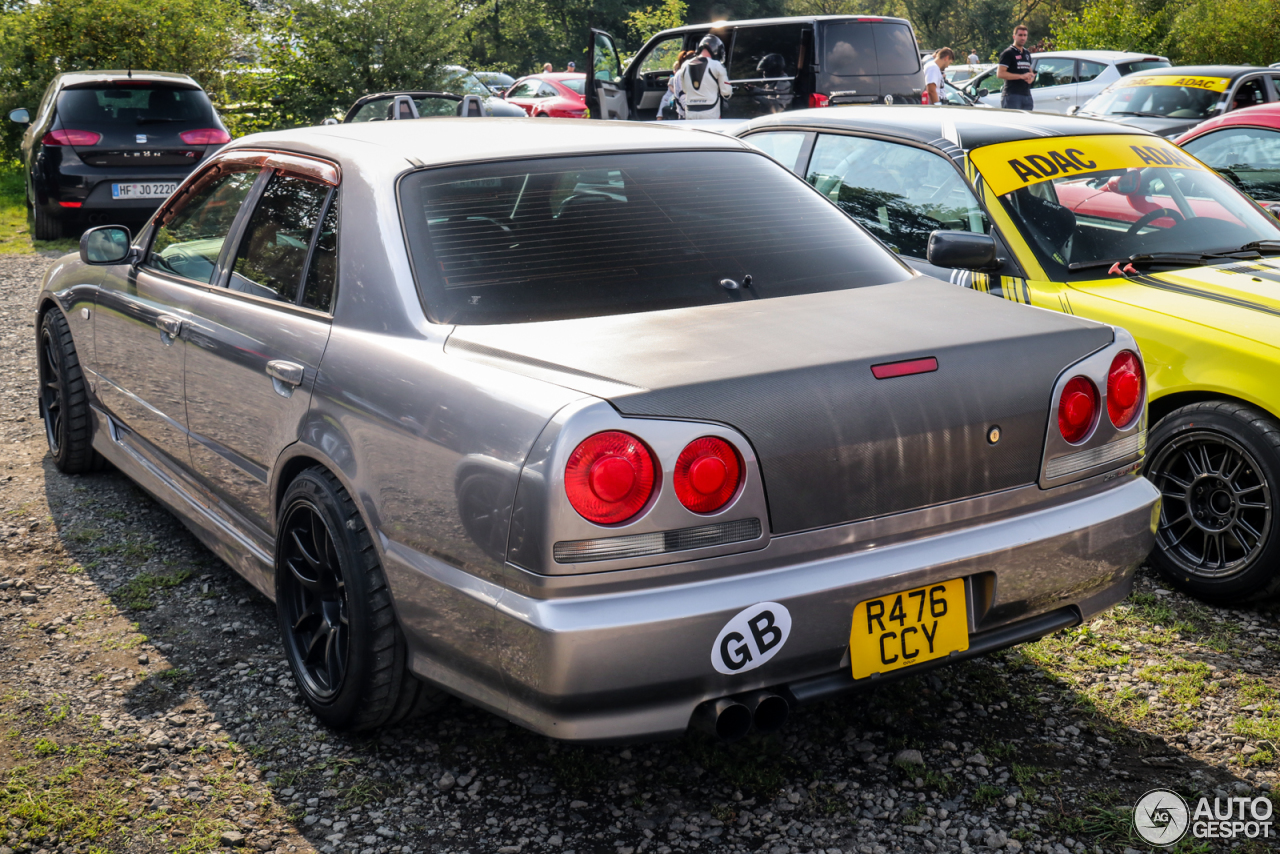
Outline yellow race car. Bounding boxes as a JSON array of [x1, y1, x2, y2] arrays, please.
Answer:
[[739, 106, 1280, 603]]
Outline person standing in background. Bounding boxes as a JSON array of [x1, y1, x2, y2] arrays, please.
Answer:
[[924, 48, 954, 105], [567, 61, 576, 72], [542, 62, 553, 73], [672, 35, 732, 120], [996, 26, 1035, 111], [968, 49, 980, 65], [657, 50, 694, 120]]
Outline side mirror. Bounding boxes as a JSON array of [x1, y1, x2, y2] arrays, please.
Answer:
[[320, 117, 340, 126], [1066, 105, 1080, 116], [927, 231, 997, 270], [80, 225, 133, 265], [1106, 168, 1142, 195], [9, 108, 29, 124]]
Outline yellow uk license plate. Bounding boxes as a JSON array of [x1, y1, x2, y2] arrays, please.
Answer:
[[849, 578, 969, 679]]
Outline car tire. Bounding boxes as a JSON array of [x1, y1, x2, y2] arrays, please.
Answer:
[[1145, 401, 1280, 603], [276, 467, 446, 730], [38, 309, 105, 474], [31, 204, 62, 241]]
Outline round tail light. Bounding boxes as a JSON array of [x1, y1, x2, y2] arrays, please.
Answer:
[[564, 432, 657, 525], [1106, 350, 1143, 428], [674, 437, 743, 513], [1058, 376, 1098, 444]]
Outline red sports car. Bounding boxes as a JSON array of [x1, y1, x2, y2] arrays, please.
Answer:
[[1176, 103, 1280, 211], [503, 73, 587, 118]]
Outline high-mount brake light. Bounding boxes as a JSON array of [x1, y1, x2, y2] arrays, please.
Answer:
[[42, 130, 101, 147], [1058, 376, 1098, 444], [1106, 350, 1143, 428], [179, 128, 231, 145], [809, 93, 830, 108], [564, 431, 657, 525], [674, 437, 743, 514]]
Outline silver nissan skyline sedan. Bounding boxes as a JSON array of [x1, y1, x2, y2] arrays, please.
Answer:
[[35, 118, 1159, 742]]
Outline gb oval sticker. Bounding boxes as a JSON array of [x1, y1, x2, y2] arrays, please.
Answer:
[[712, 602, 792, 675]]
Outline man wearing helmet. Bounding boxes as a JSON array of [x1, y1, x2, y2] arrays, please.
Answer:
[[672, 34, 732, 120]]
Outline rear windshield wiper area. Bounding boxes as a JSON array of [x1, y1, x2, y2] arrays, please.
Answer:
[[136, 117, 185, 124]]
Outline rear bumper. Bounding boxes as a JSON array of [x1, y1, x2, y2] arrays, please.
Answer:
[[389, 475, 1159, 741]]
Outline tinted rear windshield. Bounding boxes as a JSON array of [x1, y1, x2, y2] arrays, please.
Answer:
[[400, 150, 911, 324], [1116, 60, 1171, 76], [825, 22, 920, 77], [57, 85, 215, 126]]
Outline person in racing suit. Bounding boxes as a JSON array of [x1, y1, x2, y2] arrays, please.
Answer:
[[672, 34, 732, 120]]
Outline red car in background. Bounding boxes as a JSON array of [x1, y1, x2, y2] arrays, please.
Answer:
[[1177, 103, 1280, 214], [503, 73, 588, 118]]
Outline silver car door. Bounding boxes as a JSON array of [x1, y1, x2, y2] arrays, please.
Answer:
[[1030, 57, 1078, 112], [183, 163, 338, 546], [93, 166, 259, 471]]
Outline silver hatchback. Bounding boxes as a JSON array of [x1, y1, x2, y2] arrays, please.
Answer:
[[36, 119, 1158, 741]]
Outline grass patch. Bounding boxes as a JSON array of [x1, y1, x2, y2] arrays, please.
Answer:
[[117, 567, 191, 610], [970, 784, 1003, 807], [0, 160, 77, 255]]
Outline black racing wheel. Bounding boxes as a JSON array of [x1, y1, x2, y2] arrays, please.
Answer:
[[1127, 207, 1184, 235], [38, 310, 104, 474], [276, 468, 445, 730], [1146, 401, 1280, 603]]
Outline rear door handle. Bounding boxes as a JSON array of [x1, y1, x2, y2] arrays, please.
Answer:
[[156, 314, 183, 344], [266, 360, 305, 387]]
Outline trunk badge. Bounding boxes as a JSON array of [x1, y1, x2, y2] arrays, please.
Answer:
[[136, 134, 147, 144], [870, 357, 938, 379], [988, 426, 1002, 444]]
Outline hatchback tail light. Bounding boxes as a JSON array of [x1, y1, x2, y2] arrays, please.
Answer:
[[1106, 350, 1143, 428], [809, 93, 830, 108], [1057, 376, 1098, 444], [674, 437, 743, 513], [179, 128, 231, 145], [564, 432, 657, 525], [42, 130, 101, 147]]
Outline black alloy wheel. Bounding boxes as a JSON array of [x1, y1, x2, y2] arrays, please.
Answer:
[[1146, 401, 1280, 603], [279, 502, 350, 700], [38, 309, 103, 474], [275, 468, 445, 730]]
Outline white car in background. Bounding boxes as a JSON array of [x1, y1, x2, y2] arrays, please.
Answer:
[[962, 50, 1169, 112], [945, 63, 993, 84]]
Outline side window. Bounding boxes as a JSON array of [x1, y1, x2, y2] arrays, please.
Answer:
[[824, 23, 877, 77], [1032, 58, 1076, 89], [1183, 126, 1280, 200], [805, 134, 990, 258], [743, 131, 807, 173], [350, 99, 390, 122], [536, 82, 558, 98], [146, 169, 258, 283], [1232, 77, 1267, 110], [506, 81, 536, 99], [229, 173, 333, 304], [302, 192, 339, 313], [728, 24, 805, 80], [1077, 61, 1107, 84], [637, 36, 684, 76], [1271, 75, 1280, 100]]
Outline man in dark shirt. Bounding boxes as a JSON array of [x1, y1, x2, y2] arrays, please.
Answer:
[[997, 25, 1035, 111]]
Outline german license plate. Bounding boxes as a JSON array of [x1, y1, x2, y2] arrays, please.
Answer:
[[111, 182, 177, 199], [850, 578, 969, 679]]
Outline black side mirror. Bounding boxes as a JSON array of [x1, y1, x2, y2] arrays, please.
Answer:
[[927, 231, 997, 270], [9, 108, 29, 124], [80, 225, 134, 265]]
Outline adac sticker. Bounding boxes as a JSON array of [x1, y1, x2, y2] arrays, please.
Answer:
[[711, 602, 791, 675], [969, 134, 1209, 198], [1117, 74, 1231, 93]]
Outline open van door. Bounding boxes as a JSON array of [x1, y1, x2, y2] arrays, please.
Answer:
[[586, 28, 631, 119]]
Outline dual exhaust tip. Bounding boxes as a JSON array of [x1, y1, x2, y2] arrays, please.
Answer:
[[692, 690, 790, 742]]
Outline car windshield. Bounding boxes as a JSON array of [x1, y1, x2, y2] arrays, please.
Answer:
[[441, 68, 492, 98], [400, 150, 912, 324], [1082, 74, 1229, 119], [971, 134, 1280, 279], [57, 84, 216, 126], [349, 95, 459, 121]]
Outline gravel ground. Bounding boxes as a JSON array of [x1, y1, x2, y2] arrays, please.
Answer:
[[1, 251, 1279, 854]]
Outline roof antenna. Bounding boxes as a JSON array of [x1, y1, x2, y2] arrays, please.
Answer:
[[128, 67, 132, 79]]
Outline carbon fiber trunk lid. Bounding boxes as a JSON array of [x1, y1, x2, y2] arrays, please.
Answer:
[[447, 279, 1113, 534]]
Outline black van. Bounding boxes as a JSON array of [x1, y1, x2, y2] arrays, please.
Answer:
[[586, 16, 926, 122]]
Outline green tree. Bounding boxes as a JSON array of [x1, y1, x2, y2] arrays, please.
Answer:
[[626, 0, 688, 46], [1051, 0, 1167, 55], [0, 0, 247, 150], [1167, 0, 1280, 65], [251, 0, 480, 130]]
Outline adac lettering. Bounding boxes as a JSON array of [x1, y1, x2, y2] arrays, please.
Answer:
[[1130, 145, 1194, 167], [1006, 148, 1097, 184], [865, 586, 949, 666]]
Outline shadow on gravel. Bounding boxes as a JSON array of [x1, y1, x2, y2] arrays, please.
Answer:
[[29, 456, 1280, 854]]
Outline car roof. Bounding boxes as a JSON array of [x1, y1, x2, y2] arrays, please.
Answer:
[[228, 117, 751, 174], [742, 104, 1147, 152], [656, 14, 911, 34], [1179, 102, 1280, 139], [1114, 65, 1262, 78], [1030, 50, 1166, 62], [55, 70, 201, 89]]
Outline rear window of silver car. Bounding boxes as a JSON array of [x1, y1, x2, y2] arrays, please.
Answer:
[[399, 150, 912, 324]]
